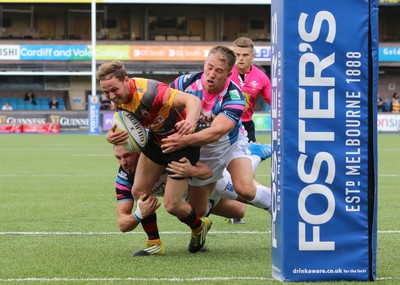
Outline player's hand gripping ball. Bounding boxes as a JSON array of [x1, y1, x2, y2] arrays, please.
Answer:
[[112, 111, 148, 152]]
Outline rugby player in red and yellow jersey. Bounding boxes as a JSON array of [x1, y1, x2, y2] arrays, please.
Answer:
[[96, 60, 211, 256]]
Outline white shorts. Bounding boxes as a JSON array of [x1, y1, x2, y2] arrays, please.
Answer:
[[189, 141, 248, 187]]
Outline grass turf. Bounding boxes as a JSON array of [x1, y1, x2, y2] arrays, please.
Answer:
[[0, 133, 398, 284]]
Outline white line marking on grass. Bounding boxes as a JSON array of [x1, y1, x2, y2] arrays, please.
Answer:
[[0, 231, 271, 235], [0, 276, 397, 283], [0, 277, 273, 283], [0, 230, 398, 235], [379, 174, 399, 177]]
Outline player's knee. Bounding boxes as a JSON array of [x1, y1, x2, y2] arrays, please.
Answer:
[[164, 199, 180, 215], [236, 205, 246, 219], [131, 187, 146, 200], [234, 182, 256, 201]]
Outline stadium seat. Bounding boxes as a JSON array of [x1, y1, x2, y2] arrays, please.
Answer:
[[38, 98, 49, 104], [41, 104, 49, 110], [17, 103, 25, 110], [8, 98, 17, 105], [25, 104, 33, 110]]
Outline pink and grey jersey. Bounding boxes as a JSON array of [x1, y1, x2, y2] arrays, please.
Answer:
[[171, 72, 245, 153], [230, 65, 271, 122], [115, 166, 167, 202]]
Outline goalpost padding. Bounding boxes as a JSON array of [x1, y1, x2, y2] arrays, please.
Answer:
[[270, 0, 378, 281]]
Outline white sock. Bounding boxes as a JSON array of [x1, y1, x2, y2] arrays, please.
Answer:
[[214, 177, 239, 200], [249, 184, 272, 209], [250, 155, 261, 171]]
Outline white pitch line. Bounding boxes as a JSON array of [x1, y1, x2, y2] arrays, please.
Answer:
[[0, 276, 397, 283], [0, 277, 274, 283], [0, 230, 398, 235], [0, 230, 271, 235]]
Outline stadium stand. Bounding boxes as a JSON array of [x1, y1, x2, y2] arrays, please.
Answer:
[[0, 93, 67, 111]]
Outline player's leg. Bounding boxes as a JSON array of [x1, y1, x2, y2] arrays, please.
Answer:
[[210, 197, 246, 220], [228, 157, 271, 210], [163, 177, 192, 218], [243, 120, 256, 142], [187, 182, 215, 217], [227, 157, 256, 200], [131, 154, 165, 256]]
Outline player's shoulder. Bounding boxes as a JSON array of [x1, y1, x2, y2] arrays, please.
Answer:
[[117, 166, 132, 183], [171, 72, 202, 89], [227, 79, 244, 96], [251, 65, 270, 78]]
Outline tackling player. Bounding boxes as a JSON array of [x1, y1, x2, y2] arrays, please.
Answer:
[[162, 46, 272, 219], [97, 60, 210, 255]]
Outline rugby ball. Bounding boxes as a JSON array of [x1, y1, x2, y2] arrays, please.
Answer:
[[112, 111, 148, 152]]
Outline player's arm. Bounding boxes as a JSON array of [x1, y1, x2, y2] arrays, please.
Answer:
[[262, 76, 272, 105], [116, 199, 137, 232], [116, 194, 160, 232], [166, 158, 212, 180], [161, 114, 235, 153], [168, 88, 202, 135]]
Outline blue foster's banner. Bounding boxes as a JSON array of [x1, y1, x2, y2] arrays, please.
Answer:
[[88, 95, 100, 135], [270, 0, 378, 281]]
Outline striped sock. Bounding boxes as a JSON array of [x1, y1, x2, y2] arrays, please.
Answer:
[[180, 208, 202, 232], [141, 213, 160, 240]]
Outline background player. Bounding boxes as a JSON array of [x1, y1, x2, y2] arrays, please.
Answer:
[[230, 37, 271, 142]]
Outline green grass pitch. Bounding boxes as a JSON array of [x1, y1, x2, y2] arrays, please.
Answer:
[[0, 133, 399, 284]]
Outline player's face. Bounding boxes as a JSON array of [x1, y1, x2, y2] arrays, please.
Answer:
[[114, 145, 140, 175], [233, 46, 254, 73], [203, 54, 231, 94], [100, 76, 131, 106]]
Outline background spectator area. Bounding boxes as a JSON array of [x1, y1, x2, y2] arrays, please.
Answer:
[[0, 91, 67, 111]]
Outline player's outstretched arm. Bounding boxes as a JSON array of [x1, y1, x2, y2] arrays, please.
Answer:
[[116, 194, 160, 232], [161, 114, 235, 153]]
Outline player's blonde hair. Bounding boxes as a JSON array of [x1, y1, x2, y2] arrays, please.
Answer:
[[96, 60, 128, 81], [208, 45, 236, 72]]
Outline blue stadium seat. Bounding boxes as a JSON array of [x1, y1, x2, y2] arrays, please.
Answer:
[[17, 103, 25, 110], [8, 98, 17, 105], [25, 104, 33, 110], [41, 104, 50, 110], [38, 98, 48, 104]]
